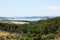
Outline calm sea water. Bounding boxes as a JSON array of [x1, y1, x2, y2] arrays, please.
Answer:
[[7, 17, 47, 21]]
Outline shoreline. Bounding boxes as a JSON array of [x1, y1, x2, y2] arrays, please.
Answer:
[[11, 21, 29, 24]]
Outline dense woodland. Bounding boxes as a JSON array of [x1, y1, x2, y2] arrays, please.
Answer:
[[0, 17, 60, 40]]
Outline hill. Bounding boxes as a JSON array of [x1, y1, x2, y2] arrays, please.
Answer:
[[0, 17, 60, 40]]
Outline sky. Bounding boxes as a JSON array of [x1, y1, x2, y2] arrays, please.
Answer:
[[0, 0, 60, 17]]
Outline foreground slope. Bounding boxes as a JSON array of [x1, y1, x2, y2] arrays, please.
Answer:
[[0, 17, 60, 40]]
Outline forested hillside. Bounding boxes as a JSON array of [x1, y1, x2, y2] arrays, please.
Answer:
[[0, 17, 60, 40]]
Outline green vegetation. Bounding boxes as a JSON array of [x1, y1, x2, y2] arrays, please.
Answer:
[[0, 20, 11, 23], [0, 17, 60, 40]]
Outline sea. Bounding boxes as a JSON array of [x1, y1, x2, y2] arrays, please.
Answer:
[[5, 16, 51, 21]]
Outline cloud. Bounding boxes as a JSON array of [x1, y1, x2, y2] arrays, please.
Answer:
[[39, 6, 60, 10]]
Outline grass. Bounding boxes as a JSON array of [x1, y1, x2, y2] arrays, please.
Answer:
[[0, 20, 12, 23], [0, 31, 21, 40]]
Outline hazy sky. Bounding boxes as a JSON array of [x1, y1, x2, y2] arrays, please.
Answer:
[[0, 0, 60, 17]]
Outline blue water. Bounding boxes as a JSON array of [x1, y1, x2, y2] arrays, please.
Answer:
[[7, 17, 47, 21]]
